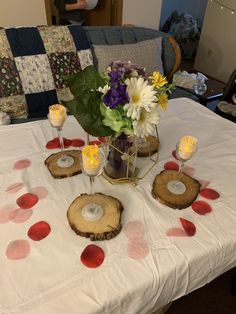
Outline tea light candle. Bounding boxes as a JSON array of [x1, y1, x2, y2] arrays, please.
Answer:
[[178, 135, 198, 160], [82, 145, 101, 175], [49, 104, 67, 128]]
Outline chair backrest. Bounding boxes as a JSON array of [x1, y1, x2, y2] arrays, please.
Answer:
[[222, 69, 236, 103]]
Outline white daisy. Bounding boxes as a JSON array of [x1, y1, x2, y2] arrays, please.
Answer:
[[124, 77, 157, 120], [133, 107, 160, 138]]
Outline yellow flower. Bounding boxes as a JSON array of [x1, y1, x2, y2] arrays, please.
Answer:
[[150, 71, 168, 88], [158, 93, 168, 110]]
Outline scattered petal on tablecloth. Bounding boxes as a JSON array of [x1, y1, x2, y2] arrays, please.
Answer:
[[179, 218, 196, 236], [164, 161, 179, 171], [27, 221, 51, 241], [46, 137, 72, 149], [98, 137, 108, 143], [198, 179, 210, 190], [127, 239, 149, 259], [199, 188, 220, 200], [80, 244, 105, 268], [71, 138, 85, 147], [124, 221, 145, 240], [6, 239, 30, 260], [0, 204, 17, 223], [13, 159, 31, 170], [166, 227, 187, 237], [89, 140, 102, 146], [192, 200, 212, 215], [16, 193, 39, 209], [182, 165, 195, 177], [12, 208, 33, 223], [172, 150, 178, 160], [30, 186, 48, 199], [5, 182, 24, 194]]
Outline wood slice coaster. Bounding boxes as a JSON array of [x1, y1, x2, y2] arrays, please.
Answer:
[[152, 169, 200, 209], [67, 193, 123, 241], [129, 135, 160, 157], [45, 150, 82, 179]]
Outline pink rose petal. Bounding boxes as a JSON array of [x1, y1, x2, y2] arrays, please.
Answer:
[[182, 165, 195, 177], [5, 182, 24, 194], [179, 218, 196, 236], [198, 179, 210, 190], [124, 221, 145, 240], [12, 208, 33, 223], [166, 227, 187, 236], [164, 161, 179, 171], [13, 159, 31, 170], [127, 239, 149, 260], [6, 239, 30, 260], [192, 200, 212, 215], [30, 186, 48, 199], [0, 204, 18, 223], [199, 188, 220, 200]]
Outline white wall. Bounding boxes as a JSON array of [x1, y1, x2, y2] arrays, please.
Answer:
[[122, 0, 162, 29], [194, 0, 236, 83], [0, 0, 47, 27]]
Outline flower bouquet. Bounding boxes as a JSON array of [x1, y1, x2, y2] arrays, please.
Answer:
[[64, 61, 174, 182]]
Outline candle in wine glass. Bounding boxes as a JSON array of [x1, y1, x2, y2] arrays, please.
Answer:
[[82, 145, 102, 176], [48, 104, 67, 128], [178, 135, 198, 160]]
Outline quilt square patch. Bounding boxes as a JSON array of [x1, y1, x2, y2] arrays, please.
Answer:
[[26, 90, 58, 118], [77, 49, 93, 70], [14, 54, 55, 94], [0, 95, 27, 118], [39, 26, 76, 54], [48, 52, 81, 89], [0, 58, 23, 98], [0, 30, 13, 59], [68, 25, 91, 51]]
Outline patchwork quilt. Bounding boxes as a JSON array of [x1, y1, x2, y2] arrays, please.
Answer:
[[0, 25, 93, 119]]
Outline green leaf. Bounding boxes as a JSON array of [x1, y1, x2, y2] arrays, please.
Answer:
[[63, 66, 115, 137]]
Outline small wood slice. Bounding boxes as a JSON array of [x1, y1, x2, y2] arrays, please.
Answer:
[[45, 150, 82, 179], [129, 135, 160, 157], [67, 193, 123, 241], [152, 169, 200, 209]]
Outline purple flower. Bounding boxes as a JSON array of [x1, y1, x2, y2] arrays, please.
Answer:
[[103, 83, 129, 109]]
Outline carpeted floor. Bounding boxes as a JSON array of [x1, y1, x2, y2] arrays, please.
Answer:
[[166, 267, 236, 314]]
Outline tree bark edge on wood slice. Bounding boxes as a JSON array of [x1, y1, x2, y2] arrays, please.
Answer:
[[129, 135, 160, 157], [152, 169, 200, 209], [45, 150, 82, 179], [67, 193, 123, 241]]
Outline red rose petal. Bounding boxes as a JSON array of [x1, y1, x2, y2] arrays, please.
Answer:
[[13, 159, 31, 170], [98, 137, 108, 143], [80, 244, 105, 268], [0, 204, 17, 223], [27, 221, 51, 241], [12, 208, 33, 223], [199, 188, 220, 200], [127, 239, 149, 260], [71, 138, 85, 147], [192, 200, 212, 215], [6, 239, 30, 260], [63, 138, 72, 148], [164, 161, 179, 171], [46, 137, 72, 149], [179, 218, 196, 236], [89, 140, 102, 146], [124, 221, 145, 240], [30, 186, 48, 199], [16, 193, 39, 209], [5, 182, 24, 194], [172, 150, 179, 160], [166, 228, 187, 236]]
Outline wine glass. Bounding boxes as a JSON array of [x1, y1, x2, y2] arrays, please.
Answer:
[[167, 137, 197, 195], [80, 145, 105, 221], [48, 104, 74, 168]]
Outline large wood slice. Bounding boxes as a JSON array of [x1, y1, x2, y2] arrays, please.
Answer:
[[67, 193, 123, 241], [129, 135, 160, 157], [45, 150, 81, 179], [152, 169, 200, 209]]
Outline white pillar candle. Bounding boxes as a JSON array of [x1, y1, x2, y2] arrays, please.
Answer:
[[49, 104, 67, 128], [178, 135, 198, 160]]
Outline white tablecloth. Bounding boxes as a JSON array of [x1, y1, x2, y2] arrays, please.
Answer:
[[1, 98, 236, 314]]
